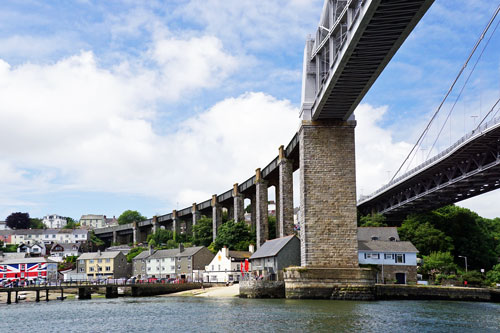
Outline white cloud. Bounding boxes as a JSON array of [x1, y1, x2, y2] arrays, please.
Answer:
[[354, 104, 413, 197], [0, 45, 298, 212]]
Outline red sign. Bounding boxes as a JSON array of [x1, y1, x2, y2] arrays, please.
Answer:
[[244, 259, 249, 272]]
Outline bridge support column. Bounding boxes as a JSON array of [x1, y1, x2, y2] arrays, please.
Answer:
[[284, 120, 375, 299], [278, 145, 295, 237], [78, 287, 92, 300], [112, 230, 117, 244], [46, 289, 49, 301], [152, 216, 158, 234], [15, 291, 18, 303], [172, 210, 180, 239], [106, 286, 119, 298], [192, 203, 200, 238], [7, 291, 11, 304], [250, 193, 256, 232], [255, 168, 268, 248], [274, 183, 280, 238], [212, 195, 222, 241], [36, 290, 40, 302], [233, 184, 245, 222], [133, 222, 139, 245]]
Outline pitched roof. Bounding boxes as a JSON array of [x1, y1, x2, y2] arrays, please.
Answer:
[[176, 246, 204, 257], [151, 248, 180, 259], [358, 240, 418, 253], [1, 257, 57, 264], [228, 250, 252, 259], [357, 227, 400, 242], [250, 235, 297, 260], [133, 250, 153, 260], [51, 243, 81, 251], [78, 251, 122, 260]]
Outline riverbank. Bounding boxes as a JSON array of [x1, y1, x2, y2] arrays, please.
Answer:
[[163, 284, 239, 298], [0, 288, 82, 303]]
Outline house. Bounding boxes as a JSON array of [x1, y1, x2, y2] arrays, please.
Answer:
[[79, 214, 107, 229], [0, 230, 12, 244], [132, 249, 153, 278], [105, 216, 119, 227], [0, 257, 58, 282], [175, 245, 214, 282], [17, 242, 47, 257], [147, 248, 179, 279], [0, 221, 10, 231], [250, 235, 300, 281], [357, 227, 419, 284], [42, 214, 67, 229], [50, 242, 82, 258], [204, 246, 253, 283], [77, 251, 130, 279], [6, 229, 89, 245]]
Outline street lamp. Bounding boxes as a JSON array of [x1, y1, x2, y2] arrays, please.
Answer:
[[458, 255, 468, 272]]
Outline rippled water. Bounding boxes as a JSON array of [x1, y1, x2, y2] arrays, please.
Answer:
[[0, 296, 499, 332]]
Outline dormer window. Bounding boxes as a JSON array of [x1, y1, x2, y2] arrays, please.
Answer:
[[371, 236, 379, 241], [389, 237, 396, 242]]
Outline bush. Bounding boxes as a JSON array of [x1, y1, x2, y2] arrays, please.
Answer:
[[486, 264, 500, 286]]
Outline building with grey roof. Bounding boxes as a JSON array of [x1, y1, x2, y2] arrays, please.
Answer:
[[357, 227, 418, 284], [77, 250, 130, 279], [250, 235, 300, 281]]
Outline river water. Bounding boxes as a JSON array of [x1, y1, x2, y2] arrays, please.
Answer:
[[0, 296, 499, 332]]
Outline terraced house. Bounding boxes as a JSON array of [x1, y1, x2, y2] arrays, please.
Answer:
[[77, 251, 130, 279]]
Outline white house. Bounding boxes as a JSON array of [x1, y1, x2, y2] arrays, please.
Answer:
[[79, 215, 107, 229], [50, 242, 82, 258], [203, 246, 253, 283], [146, 248, 178, 279], [17, 242, 47, 257], [0, 221, 10, 231], [42, 214, 67, 229], [357, 227, 418, 284]]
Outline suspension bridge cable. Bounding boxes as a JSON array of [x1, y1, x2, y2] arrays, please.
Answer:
[[390, 3, 500, 182], [425, 17, 500, 161]]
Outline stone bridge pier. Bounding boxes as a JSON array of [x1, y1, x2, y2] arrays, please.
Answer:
[[285, 120, 376, 299]]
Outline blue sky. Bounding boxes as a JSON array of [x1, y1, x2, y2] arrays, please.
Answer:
[[0, 0, 499, 221]]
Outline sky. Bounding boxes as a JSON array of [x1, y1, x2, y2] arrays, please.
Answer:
[[0, 0, 499, 221]]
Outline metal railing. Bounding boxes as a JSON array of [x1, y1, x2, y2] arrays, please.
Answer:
[[359, 115, 500, 203]]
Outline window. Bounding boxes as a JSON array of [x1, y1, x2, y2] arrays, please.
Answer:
[[384, 254, 394, 260], [364, 253, 379, 259], [237, 264, 240, 270], [105, 266, 111, 271], [395, 254, 406, 263], [211, 265, 214, 271], [90, 260, 94, 264], [106, 258, 110, 263], [79, 268, 84, 273], [177, 265, 181, 269], [171, 266, 175, 270], [98, 259, 102, 263], [188, 256, 191, 260], [187, 265, 191, 270], [90, 267, 95, 272], [171, 258, 175, 262], [371, 236, 379, 241], [52, 235, 56, 238], [98, 267, 103, 272], [148, 267, 151, 271]]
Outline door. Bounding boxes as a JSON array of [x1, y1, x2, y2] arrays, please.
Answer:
[[395, 273, 406, 284]]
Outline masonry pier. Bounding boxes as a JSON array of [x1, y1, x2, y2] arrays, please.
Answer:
[[285, 120, 376, 299]]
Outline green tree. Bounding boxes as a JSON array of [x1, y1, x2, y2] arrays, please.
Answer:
[[359, 213, 387, 227], [127, 247, 146, 263], [90, 231, 105, 248], [29, 218, 45, 229], [6, 212, 30, 229], [193, 216, 213, 247], [486, 263, 500, 286], [214, 219, 253, 251], [63, 217, 79, 229], [147, 229, 174, 247], [118, 210, 147, 225], [268, 215, 276, 240], [399, 217, 454, 255], [422, 251, 457, 281]]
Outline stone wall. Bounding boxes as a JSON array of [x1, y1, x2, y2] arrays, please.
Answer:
[[377, 265, 417, 284], [376, 285, 497, 302], [299, 120, 358, 268], [131, 283, 206, 297], [239, 280, 285, 298]]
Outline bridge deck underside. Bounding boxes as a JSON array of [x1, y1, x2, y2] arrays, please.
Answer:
[[315, 0, 432, 120], [359, 128, 500, 220]]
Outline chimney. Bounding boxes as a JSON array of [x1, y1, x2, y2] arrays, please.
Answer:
[[222, 245, 228, 258], [98, 249, 101, 256], [249, 244, 255, 254], [149, 244, 153, 255], [179, 243, 184, 253]]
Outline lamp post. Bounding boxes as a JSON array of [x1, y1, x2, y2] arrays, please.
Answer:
[[458, 255, 468, 272]]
